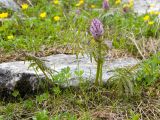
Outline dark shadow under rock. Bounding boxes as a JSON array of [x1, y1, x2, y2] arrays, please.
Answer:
[[0, 69, 47, 98]]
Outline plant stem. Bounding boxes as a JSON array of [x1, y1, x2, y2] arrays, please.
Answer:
[[95, 42, 102, 86], [99, 61, 103, 85], [99, 42, 103, 85], [95, 58, 101, 86]]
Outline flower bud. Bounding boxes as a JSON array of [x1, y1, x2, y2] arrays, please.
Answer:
[[90, 19, 104, 40], [102, 0, 109, 10], [123, 4, 129, 13], [75, 9, 81, 15]]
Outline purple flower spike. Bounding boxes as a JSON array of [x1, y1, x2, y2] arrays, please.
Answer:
[[90, 18, 104, 40], [75, 9, 81, 15], [103, 0, 109, 10]]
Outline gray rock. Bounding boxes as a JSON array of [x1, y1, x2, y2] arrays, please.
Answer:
[[123, 0, 160, 15], [0, 0, 20, 11], [0, 54, 139, 94], [134, 0, 160, 15]]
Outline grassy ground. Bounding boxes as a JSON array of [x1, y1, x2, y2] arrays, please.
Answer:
[[0, 0, 160, 119], [0, 85, 160, 120], [0, 0, 160, 60]]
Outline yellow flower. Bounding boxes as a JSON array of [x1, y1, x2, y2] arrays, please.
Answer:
[[143, 15, 150, 21], [7, 35, 14, 40], [129, 1, 133, 7], [76, 0, 84, 7], [154, 11, 159, 15], [53, 0, 59, 5], [149, 11, 159, 15], [91, 4, 96, 8], [123, 4, 129, 8], [0, 12, 8, 19], [149, 11, 155, 15], [40, 12, 46, 18], [149, 4, 155, 8], [79, 0, 84, 3], [76, 3, 80, 7], [122, 0, 133, 8], [54, 16, 60, 21], [129, 0, 134, 2], [148, 21, 154, 25], [115, 0, 121, 5], [21, 3, 29, 10]]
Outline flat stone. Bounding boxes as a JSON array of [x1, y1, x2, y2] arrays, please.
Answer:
[[123, 0, 160, 15], [0, 0, 20, 11], [0, 54, 139, 94], [133, 0, 160, 15]]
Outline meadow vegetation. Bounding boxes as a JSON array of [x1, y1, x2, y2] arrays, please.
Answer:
[[0, 0, 160, 119]]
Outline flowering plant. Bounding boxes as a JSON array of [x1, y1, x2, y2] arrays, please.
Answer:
[[90, 18, 105, 85]]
